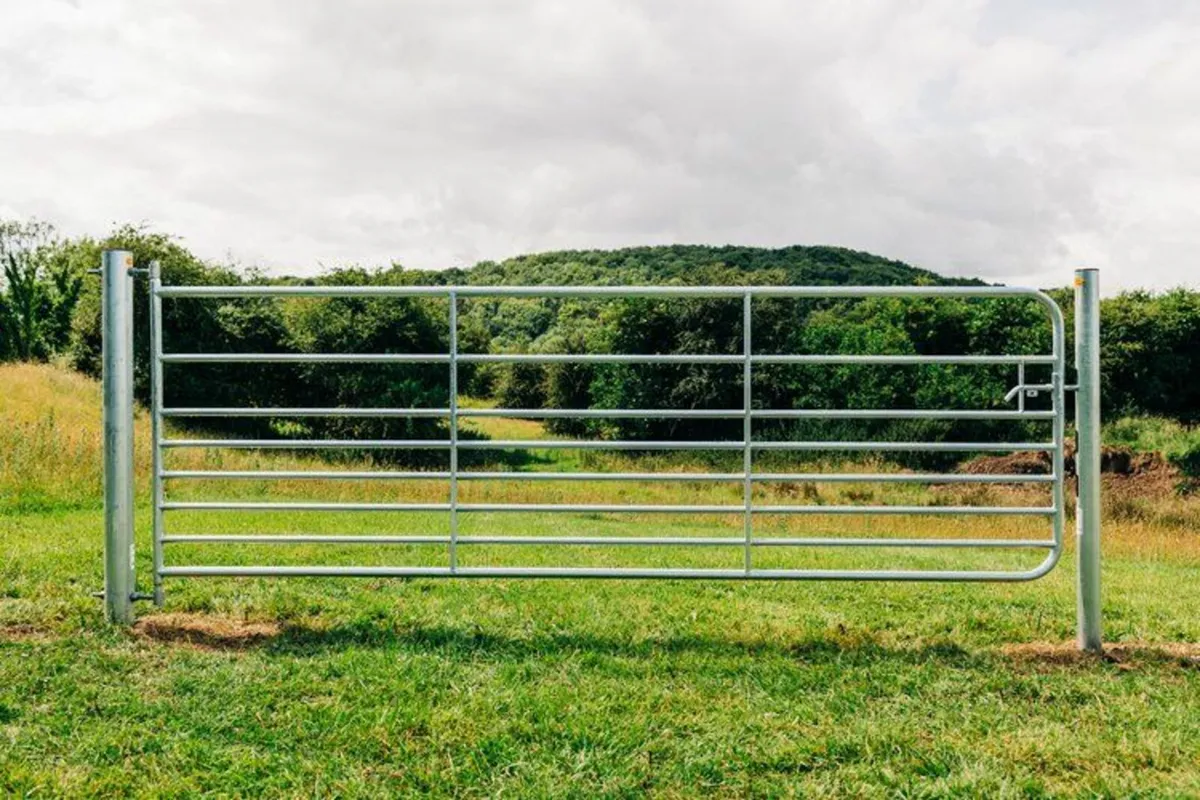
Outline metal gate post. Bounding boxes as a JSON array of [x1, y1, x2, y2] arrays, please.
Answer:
[[102, 250, 136, 624], [1074, 268, 1102, 652], [149, 260, 165, 605]]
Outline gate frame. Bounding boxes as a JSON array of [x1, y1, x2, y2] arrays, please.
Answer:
[[99, 252, 1103, 651]]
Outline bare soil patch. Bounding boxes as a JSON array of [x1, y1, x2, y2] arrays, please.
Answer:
[[0, 623, 56, 643], [133, 613, 281, 650], [1002, 640, 1200, 670]]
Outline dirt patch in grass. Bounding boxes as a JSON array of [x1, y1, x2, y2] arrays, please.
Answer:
[[1002, 640, 1200, 670], [133, 613, 281, 651], [961, 451, 1052, 476], [0, 623, 56, 643]]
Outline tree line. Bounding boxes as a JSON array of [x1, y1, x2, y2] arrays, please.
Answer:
[[2, 220, 1198, 465]]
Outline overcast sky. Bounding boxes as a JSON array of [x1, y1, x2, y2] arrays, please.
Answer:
[[2, 1, 1198, 290]]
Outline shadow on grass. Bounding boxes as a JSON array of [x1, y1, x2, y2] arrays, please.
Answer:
[[133, 613, 281, 650], [135, 612, 977, 666], [283, 620, 986, 666], [132, 613, 1200, 672]]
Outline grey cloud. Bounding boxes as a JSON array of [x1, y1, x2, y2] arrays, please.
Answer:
[[1, 0, 1197, 289]]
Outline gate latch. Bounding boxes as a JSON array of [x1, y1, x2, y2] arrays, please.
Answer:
[[1004, 382, 1079, 402], [1005, 383, 1047, 402]]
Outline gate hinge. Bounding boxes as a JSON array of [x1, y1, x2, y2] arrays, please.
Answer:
[[91, 591, 158, 601], [87, 267, 150, 277]]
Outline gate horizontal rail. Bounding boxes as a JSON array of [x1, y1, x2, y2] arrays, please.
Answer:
[[156, 566, 1060, 582], [159, 469, 1054, 483], [154, 284, 1063, 299], [158, 352, 1056, 365], [158, 438, 1057, 451], [159, 407, 1057, 420], [160, 501, 1054, 515], [160, 534, 1056, 548]]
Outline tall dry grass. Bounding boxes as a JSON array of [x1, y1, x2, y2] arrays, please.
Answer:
[[0, 363, 150, 510], [5, 362, 1200, 555], [0, 363, 396, 512]]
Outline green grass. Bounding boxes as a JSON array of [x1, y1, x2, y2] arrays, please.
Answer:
[[5, 505, 1200, 797], [1104, 416, 1200, 453], [6, 364, 1200, 796]]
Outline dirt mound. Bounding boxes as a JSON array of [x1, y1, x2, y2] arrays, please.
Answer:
[[961, 445, 1173, 480], [1103, 450, 1181, 499], [133, 613, 281, 650], [959, 451, 1051, 475], [1099, 448, 1169, 475]]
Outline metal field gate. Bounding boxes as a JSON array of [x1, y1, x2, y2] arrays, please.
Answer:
[[98, 252, 1103, 651]]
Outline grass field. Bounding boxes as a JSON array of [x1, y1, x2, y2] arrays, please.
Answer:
[[4, 363, 1200, 797]]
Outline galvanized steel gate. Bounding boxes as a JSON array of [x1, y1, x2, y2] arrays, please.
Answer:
[[99, 252, 1103, 651]]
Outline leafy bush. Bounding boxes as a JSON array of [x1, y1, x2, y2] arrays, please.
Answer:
[[1099, 290, 1200, 422], [0, 220, 84, 362]]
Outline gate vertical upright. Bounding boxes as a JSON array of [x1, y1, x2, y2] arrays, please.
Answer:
[[100, 254, 1103, 651]]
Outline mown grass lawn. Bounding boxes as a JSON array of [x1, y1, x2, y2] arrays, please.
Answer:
[[4, 503, 1200, 798]]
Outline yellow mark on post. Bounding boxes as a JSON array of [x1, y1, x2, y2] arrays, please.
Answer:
[[1074, 276, 1084, 287], [125, 255, 133, 266]]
